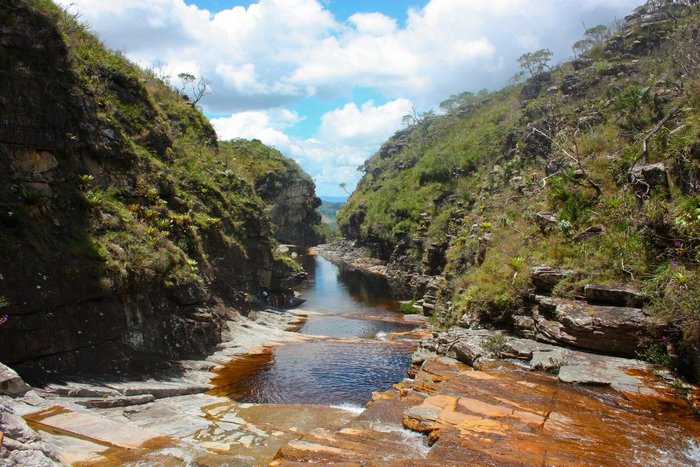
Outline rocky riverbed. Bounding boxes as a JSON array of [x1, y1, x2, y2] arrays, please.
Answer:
[[1, 307, 315, 465], [3, 246, 700, 466]]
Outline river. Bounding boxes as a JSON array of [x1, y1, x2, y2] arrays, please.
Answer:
[[21, 250, 700, 465], [210, 250, 424, 405]]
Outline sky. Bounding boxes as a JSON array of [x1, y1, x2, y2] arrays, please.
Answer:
[[58, 0, 641, 197]]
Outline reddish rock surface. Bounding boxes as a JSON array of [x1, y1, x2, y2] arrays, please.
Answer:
[[273, 356, 700, 465]]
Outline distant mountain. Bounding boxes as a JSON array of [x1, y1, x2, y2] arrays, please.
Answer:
[[319, 199, 346, 228]]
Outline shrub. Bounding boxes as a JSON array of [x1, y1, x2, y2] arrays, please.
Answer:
[[482, 334, 507, 357], [21, 190, 50, 218], [399, 301, 419, 314]]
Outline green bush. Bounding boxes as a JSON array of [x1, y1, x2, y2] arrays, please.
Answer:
[[399, 301, 419, 314]]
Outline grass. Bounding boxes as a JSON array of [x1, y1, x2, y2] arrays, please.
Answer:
[[399, 301, 419, 314], [337, 3, 700, 361], [1, 0, 315, 311]]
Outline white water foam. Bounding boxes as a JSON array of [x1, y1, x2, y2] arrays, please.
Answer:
[[369, 422, 430, 457], [685, 438, 700, 465], [329, 402, 366, 415], [375, 331, 387, 340]]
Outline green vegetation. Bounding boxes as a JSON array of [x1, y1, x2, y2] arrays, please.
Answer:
[[0, 0, 313, 310], [399, 301, 419, 314], [482, 334, 508, 357], [338, 1, 700, 362]]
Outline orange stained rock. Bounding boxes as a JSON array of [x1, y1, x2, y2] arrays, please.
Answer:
[[456, 397, 544, 427], [423, 395, 458, 411], [274, 357, 700, 465], [441, 411, 508, 434], [491, 396, 549, 418], [460, 371, 497, 381], [371, 390, 395, 401]]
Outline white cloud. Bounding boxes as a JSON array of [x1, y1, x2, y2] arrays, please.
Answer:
[[212, 99, 412, 194], [59, 0, 641, 194], [64, 0, 640, 111], [349, 12, 397, 35], [319, 99, 412, 145], [211, 109, 301, 148]]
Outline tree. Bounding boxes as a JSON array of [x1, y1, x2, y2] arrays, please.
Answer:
[[516, 49, 553, 77], [178, 72, 212, 107], [572, 39, 594, 57], [401, 106, 436, 144], [584, 24, 610, 43]]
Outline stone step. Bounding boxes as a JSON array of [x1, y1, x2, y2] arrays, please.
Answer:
[[73, 393, 155, 409], [584, 283, 650, 307], [23, 405, 167, 449], [103, 381, 211, 398]]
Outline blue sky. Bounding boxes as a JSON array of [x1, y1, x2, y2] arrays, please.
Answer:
[[59, 0, 640, 196], [193, 1, 427, 23]]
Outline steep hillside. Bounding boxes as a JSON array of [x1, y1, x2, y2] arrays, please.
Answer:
[[219, 139, 323, 245], [338, 1, 700, 375], [0, 0, 318, 372]]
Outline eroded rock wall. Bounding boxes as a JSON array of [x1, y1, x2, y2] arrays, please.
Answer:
[[267, 179, 323, 245], [0, 1, 296, 372]]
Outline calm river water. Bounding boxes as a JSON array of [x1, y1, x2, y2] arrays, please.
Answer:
[[217, 250, 421, 405]]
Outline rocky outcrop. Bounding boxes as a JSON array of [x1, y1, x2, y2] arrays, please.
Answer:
[[530, 266, 574, 293], [0, 363, 31, 396], [0, 396, 64, 466], [274, 352, 700, 465], [584, 283, 650, 307], [0, 2, 305, 373], [265, 179, 323, 246], [529, 296, 649, 357]]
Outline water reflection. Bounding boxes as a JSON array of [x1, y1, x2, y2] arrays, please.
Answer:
[[215, 341, 414, 404], [212, 251, 420, 404]]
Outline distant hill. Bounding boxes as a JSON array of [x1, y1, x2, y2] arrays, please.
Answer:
[[319, 198, 346, 228]]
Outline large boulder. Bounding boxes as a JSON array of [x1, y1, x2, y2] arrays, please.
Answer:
[[530, 266, 574, 293], [532, 298, 649, 357], [0, 363, 30, 396], [584, 284, 650, 308], [535, 212, 559, 234], [628, 162, 670, 199]]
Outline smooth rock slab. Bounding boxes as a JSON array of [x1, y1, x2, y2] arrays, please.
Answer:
[[46, 383, 121, 398], [23, 405, 166, 449], [557, 363, 647, 392], [73, 394, 155, 409], [104, 381, 210, 398]]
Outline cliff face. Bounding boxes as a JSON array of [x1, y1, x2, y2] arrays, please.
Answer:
[[265, 178, 323, 246], [337, 1, 700, 376], [0, 0, 307, 372], [219, 139, 324, 246]]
